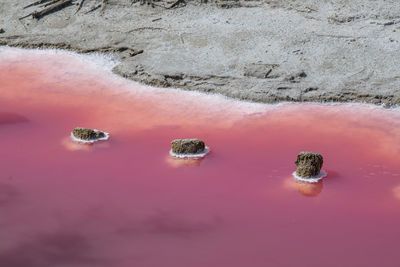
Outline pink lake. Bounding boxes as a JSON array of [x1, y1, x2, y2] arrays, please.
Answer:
[[1, 47, 400, 267]]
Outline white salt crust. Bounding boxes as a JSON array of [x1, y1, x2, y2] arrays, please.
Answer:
[[292, 171, 327, 183], [70, 130, 110, 144], [169, 147, 210, 158]]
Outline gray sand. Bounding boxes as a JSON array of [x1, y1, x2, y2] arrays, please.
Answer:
[[1, 0, 400, 106]]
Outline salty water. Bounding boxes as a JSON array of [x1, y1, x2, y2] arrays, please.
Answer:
[[1, 47, 400, 267]]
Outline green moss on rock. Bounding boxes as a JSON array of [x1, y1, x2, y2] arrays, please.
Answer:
[[171, 139, 205, 154], [295, 152, 323, 178], [72, 127, 105, 141]]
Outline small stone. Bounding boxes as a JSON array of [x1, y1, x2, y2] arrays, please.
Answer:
[[72, 127, 105, 141], [0, 28, 4, 34], [295, 152, 323, 178], [171, 139, 205, 154]]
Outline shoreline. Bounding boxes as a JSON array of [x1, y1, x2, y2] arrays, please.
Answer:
[[1, 0, 400, 107], [3, 45, 400, 112]]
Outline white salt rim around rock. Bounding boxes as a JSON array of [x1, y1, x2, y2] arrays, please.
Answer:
[[70, 130, 110, 144], [169, 147, 210, 158], [292, 171, 327, 183]]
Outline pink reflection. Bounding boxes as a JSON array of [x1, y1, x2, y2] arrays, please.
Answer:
[[0, 112, 28, 125], [61, 137, 94, 152], [284, 176, 324, 197], [61, 137, 110, 152], [165, 155, 204, 168], [393, 185, 400, 200]]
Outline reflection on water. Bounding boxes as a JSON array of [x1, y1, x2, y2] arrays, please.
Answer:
[[61, 137, 94, 152], [0, 183, 18, 207], [393, 185, 400, 200], [0, 231, 104, 267], [165, 156, 204, 168], [116, 210, 220, 238], [0, 112, 28, 125], [295, 180, 323, 197], [61, 137, 110, 152], [284, 177, 324, 197], [1, 47, 400, 267]]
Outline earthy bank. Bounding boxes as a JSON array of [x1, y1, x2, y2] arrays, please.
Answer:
[[1, 0, 400, 106]]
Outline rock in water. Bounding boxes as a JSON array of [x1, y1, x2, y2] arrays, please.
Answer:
[[72, 127, 106, 141], [0, 28, 4, 34], [295, 152, 323, 178], [171, 139, 205, 154]]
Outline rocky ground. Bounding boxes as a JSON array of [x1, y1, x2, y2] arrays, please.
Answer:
[[1, 0, 400, 106]]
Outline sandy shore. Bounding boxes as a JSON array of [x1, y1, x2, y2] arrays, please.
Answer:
[[1, 0, 400, 106]]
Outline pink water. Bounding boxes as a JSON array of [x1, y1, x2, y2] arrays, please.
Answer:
[[1, 47, 400, 267]]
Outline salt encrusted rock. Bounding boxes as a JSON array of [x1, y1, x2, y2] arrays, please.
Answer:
[[295, 152, 323, 178], [171, 139, 205, 154], [72, 127, 106, 141]]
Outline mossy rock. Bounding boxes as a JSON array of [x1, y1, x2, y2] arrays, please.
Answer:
[[295, 152, 323, 178], [171, 139, 205, 154], [72, 127, 105, 141]]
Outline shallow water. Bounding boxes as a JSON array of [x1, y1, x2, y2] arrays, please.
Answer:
[[1, 47, 400, 267]]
